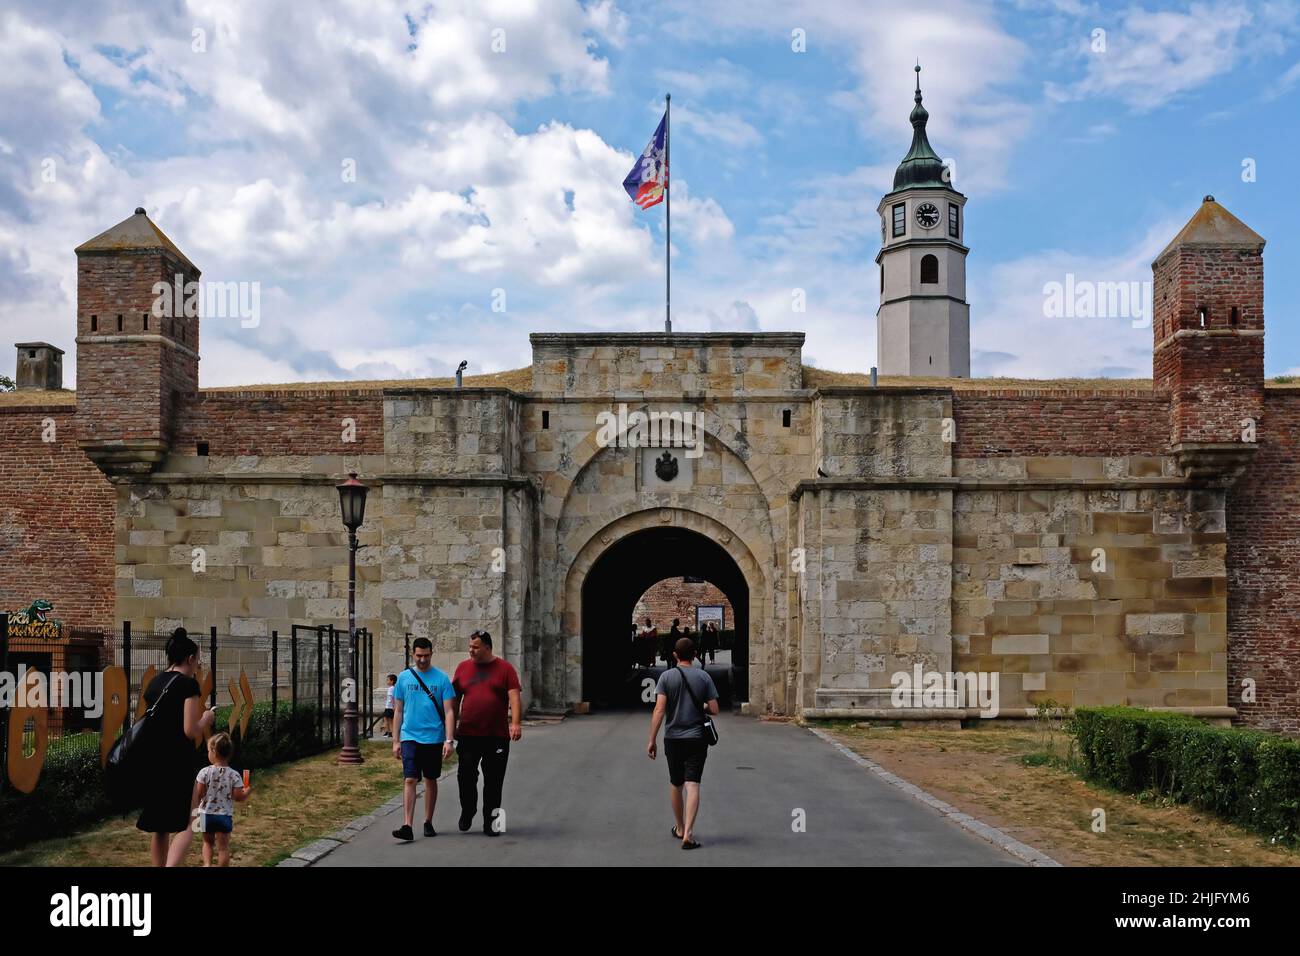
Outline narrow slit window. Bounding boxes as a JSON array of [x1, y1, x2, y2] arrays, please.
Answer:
[[142, 313, 149, 331], [116, 314, 123, 332], [892, 202, 905, 237], [1230, 307, 1240, 326], [782, 409, 792, 428], [1199, 307, 1207, 328], [541, 410, 550, 429], [90, 315, 97, 331]]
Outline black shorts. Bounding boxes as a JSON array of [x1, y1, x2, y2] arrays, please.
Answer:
[[400, 741, 444, 781], [383, 708, 394, 719], [664, 738, 708, 787]]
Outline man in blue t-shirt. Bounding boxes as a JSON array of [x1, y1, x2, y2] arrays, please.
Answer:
[[391, 637, 457, 842]]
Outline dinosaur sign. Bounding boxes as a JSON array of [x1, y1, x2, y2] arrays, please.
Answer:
[[4, 600, 62, 640]]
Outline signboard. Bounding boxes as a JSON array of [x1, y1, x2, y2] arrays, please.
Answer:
[[3, 600, 63, 640], [696, 605, 724, 630]]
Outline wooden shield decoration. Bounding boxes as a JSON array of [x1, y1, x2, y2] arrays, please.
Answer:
[[100, 666, 128, 768], [227, 678, 241, 733], [7, 670, 48, 793], [239, 670, 254, 740], [134, 665, 157, 720]]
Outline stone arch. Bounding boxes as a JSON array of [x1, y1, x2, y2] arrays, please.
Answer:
[[558, 506, 770, 710], [542, 406, 788, 523]]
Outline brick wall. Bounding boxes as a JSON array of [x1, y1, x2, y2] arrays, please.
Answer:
[[634, 577, 733, 632], [0, 406, 115, 633], [954, 392, 1170, 458], [174, 392, 385, 456], [1153, 246, 1264, 446], [1228, 390, 1300, 733], [76, 251, 200, 447]]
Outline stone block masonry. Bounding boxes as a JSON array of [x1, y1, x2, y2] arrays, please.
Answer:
[[3, 197, 1296, 731]]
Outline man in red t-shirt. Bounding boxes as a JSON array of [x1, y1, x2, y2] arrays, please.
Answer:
[[452, 630, 522, 836]]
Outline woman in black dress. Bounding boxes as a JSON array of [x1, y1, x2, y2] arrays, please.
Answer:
[[137, 628, 215, 866]]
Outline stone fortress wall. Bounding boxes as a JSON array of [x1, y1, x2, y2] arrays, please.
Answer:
[[1, 198, 1297, 732]]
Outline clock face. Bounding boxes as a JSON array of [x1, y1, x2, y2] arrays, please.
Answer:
[[915, 202, 941, 229]]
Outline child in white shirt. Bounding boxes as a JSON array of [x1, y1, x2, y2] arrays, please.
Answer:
[[192, 732, 251, 866]]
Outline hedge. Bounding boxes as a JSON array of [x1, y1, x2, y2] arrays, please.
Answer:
[[1071, 706, 1300, 845], [0, 701, 327, 852]]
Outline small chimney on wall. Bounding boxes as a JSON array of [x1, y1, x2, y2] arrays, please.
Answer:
[[14, 342, 64, 390]]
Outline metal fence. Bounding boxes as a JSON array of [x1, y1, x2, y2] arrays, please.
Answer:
[[0, 616, 375, 792]]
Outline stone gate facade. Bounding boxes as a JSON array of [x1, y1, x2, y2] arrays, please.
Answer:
[[2, 196, 1299, 731]]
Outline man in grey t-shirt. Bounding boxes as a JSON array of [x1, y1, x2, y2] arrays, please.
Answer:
[[647, 637, 719, 850]]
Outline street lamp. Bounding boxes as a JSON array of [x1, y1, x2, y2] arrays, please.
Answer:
[[336, 472, 368, 765]]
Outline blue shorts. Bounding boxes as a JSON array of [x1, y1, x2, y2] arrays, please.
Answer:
[[401, 741, 444, 781], [201, 813, 233, 834]]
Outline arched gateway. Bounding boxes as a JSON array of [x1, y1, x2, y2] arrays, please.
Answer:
[[563, 509, 764, 709]]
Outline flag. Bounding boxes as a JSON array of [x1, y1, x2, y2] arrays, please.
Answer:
[[623, 111, 668, 209]]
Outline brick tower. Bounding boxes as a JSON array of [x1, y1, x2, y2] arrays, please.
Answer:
[[1152, 195, 1264, 481], [75, 207, 201, 473]]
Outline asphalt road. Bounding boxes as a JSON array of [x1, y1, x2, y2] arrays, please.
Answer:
[[316, 710, 1019, 867]]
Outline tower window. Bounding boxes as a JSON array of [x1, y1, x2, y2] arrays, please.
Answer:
[[920, 254, 939, 284], [116, 314, 123, 332], [90, 315, 97, 331], [142, 313, 149, 331], [892, 203, 905, 237], [880, 265, 884, 294], [541, 410, 550, 429], [948, 204, 959, 238], [1231, 307, 1240, 326], [196, 441, 209, 457], [782, 409, 792, 428], [1199, 306, 1207, 328]]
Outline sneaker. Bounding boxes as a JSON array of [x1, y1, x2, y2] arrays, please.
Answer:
[[458, 813, 473, 832], [392, 824, 414, 842], [423, 821, 436, 838]]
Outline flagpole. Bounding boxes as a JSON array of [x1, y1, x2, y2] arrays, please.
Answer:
[[665, 92, 671, 334]]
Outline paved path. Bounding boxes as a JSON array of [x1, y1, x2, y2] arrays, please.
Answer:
[[317, 711, 1019, 866]]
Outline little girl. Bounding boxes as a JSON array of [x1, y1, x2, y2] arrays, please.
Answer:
[[192, 732, 251, 866]]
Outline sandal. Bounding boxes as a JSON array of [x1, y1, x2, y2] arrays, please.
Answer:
[[681, 838, 701, 850], [670, 825, 684, 840]]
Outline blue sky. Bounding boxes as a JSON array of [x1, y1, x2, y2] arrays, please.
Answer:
[[2, 0, 1298, 386]]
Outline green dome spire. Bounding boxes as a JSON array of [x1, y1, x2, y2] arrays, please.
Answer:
[[891, 64, 949, 193]]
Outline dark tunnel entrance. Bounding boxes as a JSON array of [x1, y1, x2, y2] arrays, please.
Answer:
[[581, 526, 749, 710]]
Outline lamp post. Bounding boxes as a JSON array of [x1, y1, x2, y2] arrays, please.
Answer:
[[336, 472, 368, 765]]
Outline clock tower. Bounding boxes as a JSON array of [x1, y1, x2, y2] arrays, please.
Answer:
[[876, 66, 970, 377]]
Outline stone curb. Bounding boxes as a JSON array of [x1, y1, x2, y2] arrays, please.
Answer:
[[279, 769, 456, 868], [805, 725, 1061, 867]]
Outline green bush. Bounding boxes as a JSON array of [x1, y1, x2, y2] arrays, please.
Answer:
[[0, 701, 331, 852], [1070, 706, 1300, 844]]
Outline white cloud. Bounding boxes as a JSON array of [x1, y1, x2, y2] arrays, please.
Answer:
[[966, 215, 1185, 378], [1047, 2, 1279, 111], [661, 0, 1032, 194], [672, 104, 762, 150]]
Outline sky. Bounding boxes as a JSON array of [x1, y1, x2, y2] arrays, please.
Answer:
[[2, 0, 1299, 387]]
